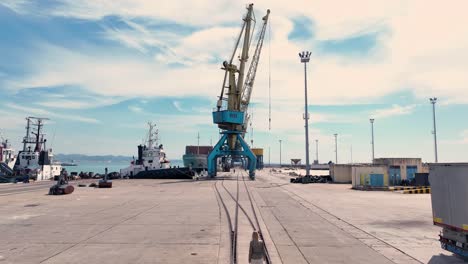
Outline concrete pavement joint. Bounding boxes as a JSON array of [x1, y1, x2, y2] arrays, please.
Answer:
[[39, 202, 160, 263], [280, 186, 423, 264]]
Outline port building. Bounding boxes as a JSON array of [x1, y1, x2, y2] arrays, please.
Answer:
[[330, 158, 429, 187]]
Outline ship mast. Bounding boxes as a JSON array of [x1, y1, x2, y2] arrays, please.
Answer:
[[23, 117, 49, 152], [147, 122, 158, 149]]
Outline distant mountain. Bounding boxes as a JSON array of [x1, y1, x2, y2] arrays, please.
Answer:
[[55, 154, 183, 163], [55, 154, 133, 163]]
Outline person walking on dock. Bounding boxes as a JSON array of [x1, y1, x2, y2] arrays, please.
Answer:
[[249, 231, 265, 264]]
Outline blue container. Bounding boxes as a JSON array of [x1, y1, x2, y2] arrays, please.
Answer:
[[369, 173, 384, 187], [212, 110, 244, 125]]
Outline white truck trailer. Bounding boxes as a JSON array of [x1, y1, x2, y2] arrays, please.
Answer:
[[429, 163, 468, 258]]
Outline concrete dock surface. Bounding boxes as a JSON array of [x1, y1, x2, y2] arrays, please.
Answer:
[[0, 171, 465, 263]]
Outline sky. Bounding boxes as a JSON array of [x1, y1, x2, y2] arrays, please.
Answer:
[[1, 0, 468, 163]]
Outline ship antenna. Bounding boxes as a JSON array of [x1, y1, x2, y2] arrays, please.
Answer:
[[50, 123, 57, 151], [197, 132, 200, 155]]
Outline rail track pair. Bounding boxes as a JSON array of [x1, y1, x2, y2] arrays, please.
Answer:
[[214, 171, 271, 264]]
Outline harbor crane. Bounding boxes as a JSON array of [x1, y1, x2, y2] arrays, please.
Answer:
[[207, 4, 270, 179]]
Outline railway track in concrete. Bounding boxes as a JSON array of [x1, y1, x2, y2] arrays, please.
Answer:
[[214, 170, 272, 264]]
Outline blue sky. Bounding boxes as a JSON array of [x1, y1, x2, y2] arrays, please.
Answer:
[[1, 1, 467, 163]]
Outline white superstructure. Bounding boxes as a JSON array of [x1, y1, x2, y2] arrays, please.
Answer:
[[13, 117, 61, 181], [0, 139, 16, 169], [120, 122, 170, 177]]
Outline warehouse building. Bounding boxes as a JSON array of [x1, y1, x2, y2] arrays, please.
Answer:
[[330, 158, 428, 187]]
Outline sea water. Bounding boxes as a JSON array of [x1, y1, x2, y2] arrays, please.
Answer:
[[62, 160, 184, 174]]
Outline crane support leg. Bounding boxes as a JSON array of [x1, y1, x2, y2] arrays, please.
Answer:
[[208, 132, 256, 179]]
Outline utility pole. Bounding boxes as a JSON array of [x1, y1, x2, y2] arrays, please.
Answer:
[[299, 51, 312, 176], [279, 139, 282, 167], [315, 139, 318, 163], [370, 118, 375, 163], [334, 134, 338, 164], [268, 146, 271, 166], [430, 98, 438, 162]]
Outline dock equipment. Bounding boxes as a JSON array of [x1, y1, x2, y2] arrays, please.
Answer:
[[98, 168, 112, 188], [49, 171, 74, 195], [207, 4, 270, 179]]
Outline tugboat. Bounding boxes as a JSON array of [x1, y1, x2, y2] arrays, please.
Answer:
[[13, 117, 62, 181], [120, 122, 193, 179]]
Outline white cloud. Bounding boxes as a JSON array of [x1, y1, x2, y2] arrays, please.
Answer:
[[102, 18, 180, 55], [461, 130, 468, 144], [172, 101, 184, 112], [5, 1, 468, 104], [371, 104, 416, 119], [6, 103, 100, 124], [36, 98, 118, 109], [128, 106, 143, 113], [3, 0, 468, 162]]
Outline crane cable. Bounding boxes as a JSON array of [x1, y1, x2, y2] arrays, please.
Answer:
[[268, 16, 272, 131]]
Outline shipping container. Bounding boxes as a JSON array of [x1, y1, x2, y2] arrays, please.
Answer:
[[429, 163, 468, 257], [185, 146, 213, 155], [430, 163, 468, 231], [414, 173, 429, 186]]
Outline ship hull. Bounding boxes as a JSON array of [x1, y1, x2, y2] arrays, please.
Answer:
[[131, 167, 194, 179], [183, 154, 208, 171]]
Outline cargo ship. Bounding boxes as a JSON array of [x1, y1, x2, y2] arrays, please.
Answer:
[[182, 145, 213, 172]]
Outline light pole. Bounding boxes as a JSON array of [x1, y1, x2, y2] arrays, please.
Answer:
[[334, 134, 338, 164], [279, 140, 282, 167], [268, 146, 271, 166], [315, 139, 318, 164], [299, 51, 312, 176], [430, 98, 438, 162], [370, 118, 375, 163]]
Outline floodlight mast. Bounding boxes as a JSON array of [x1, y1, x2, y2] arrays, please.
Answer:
[[299, 51, 311, 176], [430, 98, 438, 162]]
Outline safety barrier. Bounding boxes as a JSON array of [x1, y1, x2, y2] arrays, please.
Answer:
[[402, 188, 431, 194]]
